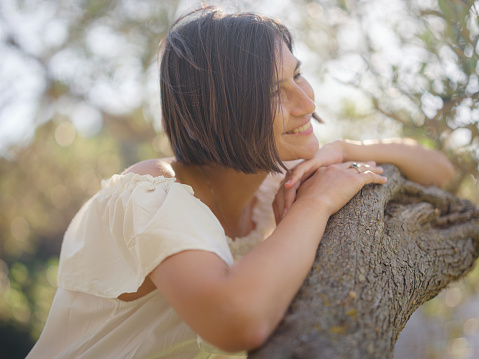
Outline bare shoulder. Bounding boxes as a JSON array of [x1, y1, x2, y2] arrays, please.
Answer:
[[122, 157, 176, 179]]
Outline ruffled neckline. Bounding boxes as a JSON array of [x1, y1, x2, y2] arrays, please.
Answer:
[[101, 172, 194, 195], [101, 171, 284, 261], [225, 173, 283, 260]]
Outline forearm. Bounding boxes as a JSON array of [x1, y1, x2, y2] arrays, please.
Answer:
[[230, 164, 385, 346], [227, 200, 330, 339], [211, 166, 387, 349], [341, 138, 454, 187], [152, 198, 331, 352]]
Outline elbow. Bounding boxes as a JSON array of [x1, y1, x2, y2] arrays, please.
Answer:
[[208, 298, 276, 352], [443, 161, 455, 188], [237, 316, 272, 350], [434, 156, 455, 188], [417, 149, 454, 188], [206, 321, 271, 354], [220, 321, 270, 353]]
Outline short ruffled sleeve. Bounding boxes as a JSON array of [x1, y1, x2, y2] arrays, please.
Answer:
[[57, 173, 234, 298]]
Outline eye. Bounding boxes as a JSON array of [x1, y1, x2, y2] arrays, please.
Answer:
[[294, 72, 303, 80]]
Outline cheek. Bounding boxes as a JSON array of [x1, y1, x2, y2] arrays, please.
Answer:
[[272, 103, 287, 133], [272, 120, 288, 157], [278, 108, 287, 124], [272, 123, 285, 150]]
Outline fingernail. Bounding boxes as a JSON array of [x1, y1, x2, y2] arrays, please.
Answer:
[[285, 180, 292, 186], [282, 208, 288, 218]]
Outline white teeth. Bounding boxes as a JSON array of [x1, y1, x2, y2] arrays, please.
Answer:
[[290, 121, 311, 134]]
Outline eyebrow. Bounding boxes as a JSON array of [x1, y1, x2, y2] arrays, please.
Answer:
[[275, 59, 302, 85]]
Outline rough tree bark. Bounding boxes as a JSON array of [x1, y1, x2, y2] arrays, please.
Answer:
[[249, 165, 479, 359]]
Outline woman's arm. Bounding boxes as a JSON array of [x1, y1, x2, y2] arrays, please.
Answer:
[[149, 163, 387, 352], [284, 138, 454, 190], [150, 201, 330, 352], [274, 138, 454, 224], [341, 138, 454, 188]]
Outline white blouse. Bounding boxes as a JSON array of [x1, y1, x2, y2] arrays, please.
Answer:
[[27, 171, 283, 359]]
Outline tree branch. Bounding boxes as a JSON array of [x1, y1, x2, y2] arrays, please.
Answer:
[[250, 165, 479, 359]]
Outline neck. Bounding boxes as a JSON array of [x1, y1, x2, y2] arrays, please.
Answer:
[[199, 165, 267, 216], [174, 162, 268, 237]]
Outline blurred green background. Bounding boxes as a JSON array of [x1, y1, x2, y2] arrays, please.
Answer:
[[0, 0, 478, 358]]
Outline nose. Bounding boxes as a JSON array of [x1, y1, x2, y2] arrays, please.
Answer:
[[290, 80, 315, 117]]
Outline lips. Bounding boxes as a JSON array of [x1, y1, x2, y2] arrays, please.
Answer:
[[286, 121, 312, 134]]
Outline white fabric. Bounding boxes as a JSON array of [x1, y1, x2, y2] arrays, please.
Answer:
[[57, 173, 234, 298], [226, 172, 283, 260], [27, 172, 283, 359]]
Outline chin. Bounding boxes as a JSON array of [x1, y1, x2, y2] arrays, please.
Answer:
[[277, 135, 319, 161], [281, 144, 319, 162], [299, 139, 320, 160]]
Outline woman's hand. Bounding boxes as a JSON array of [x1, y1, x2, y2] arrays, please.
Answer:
[[284, 140, 345, 189], [273, 141, 344, 222], [340, 138, 455, 188], [273, 161, 387, 224]]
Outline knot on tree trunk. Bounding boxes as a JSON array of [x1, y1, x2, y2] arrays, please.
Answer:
[[250, 165, 479, 359]]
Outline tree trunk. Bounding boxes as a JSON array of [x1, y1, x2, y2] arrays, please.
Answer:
[[249, 165, 479, 359]]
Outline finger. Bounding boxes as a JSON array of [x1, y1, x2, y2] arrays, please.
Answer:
[[345, 162, 383, 175], [342, 161, 360, 168], [345, 162, 362, 174], [362, 166, 383, 175], [283, 180, 301, 213], [361, 171, 388, 185], [272, 198, 280, 225], [344, 161, 374, 168], [358, 162, 382, 173], [275, 189, 285, 219], [284, 166, 308, 188], [287, 164, 320, 189], [275, 187, 286, 214]]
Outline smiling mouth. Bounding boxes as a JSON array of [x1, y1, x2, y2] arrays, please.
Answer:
[[286, 121, 312, 134]]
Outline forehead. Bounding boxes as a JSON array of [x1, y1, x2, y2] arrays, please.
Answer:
[[275, 42, 300, 78]]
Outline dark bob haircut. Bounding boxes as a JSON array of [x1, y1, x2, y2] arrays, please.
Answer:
[[160, 6, 307, 173]]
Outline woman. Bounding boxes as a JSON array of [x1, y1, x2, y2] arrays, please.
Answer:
[[27, 6, 454, 359]]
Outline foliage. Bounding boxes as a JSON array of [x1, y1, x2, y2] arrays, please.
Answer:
[[0, 0, 177, 356], [298, 0, 479, 198]]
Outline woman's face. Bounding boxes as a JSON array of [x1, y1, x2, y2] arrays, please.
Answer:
[[272, 43, 319, 161]]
